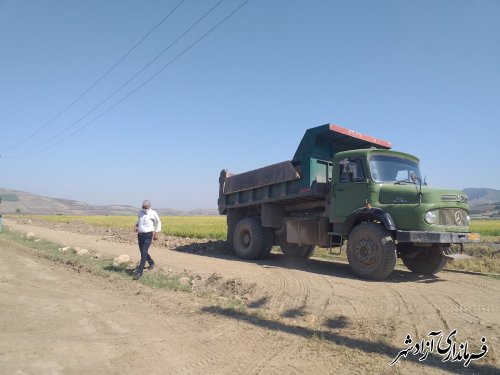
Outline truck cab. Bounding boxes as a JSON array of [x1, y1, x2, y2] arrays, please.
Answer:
[[329, 148, 477, 279]]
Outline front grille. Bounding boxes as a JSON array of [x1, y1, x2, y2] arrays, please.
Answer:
[[440, 194, 468, 203], [441, 194, 458, 202], [439, 209, 468, 226]]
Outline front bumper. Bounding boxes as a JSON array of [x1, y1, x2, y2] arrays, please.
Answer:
[[396, 231, 480, 244]]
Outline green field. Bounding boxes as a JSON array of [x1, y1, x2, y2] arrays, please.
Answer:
[[26, 215, 228, 240]]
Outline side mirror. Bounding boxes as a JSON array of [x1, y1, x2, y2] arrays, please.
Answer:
[[409, 171, 417, 183]]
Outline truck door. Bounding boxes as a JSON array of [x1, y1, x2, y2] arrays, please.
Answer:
[[331, 157, 369, 223]]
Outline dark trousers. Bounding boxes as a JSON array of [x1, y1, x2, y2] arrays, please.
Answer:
[[136, 232, 154, 275]]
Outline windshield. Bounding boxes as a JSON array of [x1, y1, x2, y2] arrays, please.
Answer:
[[368, 154, 422, 183]]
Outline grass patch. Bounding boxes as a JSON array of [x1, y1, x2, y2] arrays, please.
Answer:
[[311, 332, 327, 342], [313, 247, 348, 261], [1, 227, 192, 291], [1, 227, 109, 275], [447, 254, 500, 276], [449, 240, 500, 275], [223, 297, 246, 311], [139, 273, 191, 292]]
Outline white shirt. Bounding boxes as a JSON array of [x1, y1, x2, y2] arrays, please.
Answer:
[[136, 209, 162, 233]]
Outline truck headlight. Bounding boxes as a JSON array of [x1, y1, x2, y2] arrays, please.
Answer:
[[424, 210, 437, 224]]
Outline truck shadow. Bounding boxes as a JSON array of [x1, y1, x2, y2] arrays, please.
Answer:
[[173, 242, 446, 284], [200, 305, 497, 374], [258, 254, 445, 284]]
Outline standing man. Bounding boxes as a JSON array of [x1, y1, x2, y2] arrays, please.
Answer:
[[133, 200, 162, 280]]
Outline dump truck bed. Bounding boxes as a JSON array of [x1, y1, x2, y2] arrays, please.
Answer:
[[218, 124, 391, 214]]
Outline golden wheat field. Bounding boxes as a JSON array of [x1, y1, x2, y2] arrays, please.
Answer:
[[27, 215, 228, 240]]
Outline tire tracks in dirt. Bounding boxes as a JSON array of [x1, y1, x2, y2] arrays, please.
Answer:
[[321, 277, 361, 319], [257, 263, 315, 320], [258, 265, 289, 314], [385, 283, 422, 339], [446, 296, 484, 325], [230, 335, 292, 375], [421, 294, 451, 331], [282, 267, 312, 316]]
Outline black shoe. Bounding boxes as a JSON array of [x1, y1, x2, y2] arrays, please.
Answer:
[[133, 272, 142, 280], [149, 263, 155, 271]]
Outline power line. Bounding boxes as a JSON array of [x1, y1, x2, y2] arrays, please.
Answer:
[[10, 0, 250, 160], [0, 0, 186, 154], [7, 0, 226, 158]]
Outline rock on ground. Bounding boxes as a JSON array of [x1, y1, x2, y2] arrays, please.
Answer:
[[25, 232, 36, 240], [113, 254, 131, 267], [178, 276, 191, 287], [73, 247, 89, 256]]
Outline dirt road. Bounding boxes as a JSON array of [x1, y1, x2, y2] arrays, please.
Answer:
[[1, 219, 499, 374]]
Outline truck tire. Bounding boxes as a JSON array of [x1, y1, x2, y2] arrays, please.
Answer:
[[258, 227, 274, 259], [399, 244, 448, 275], [227, 209, 246, 244], [346, 222, 396, 280], [280, 242, 316, 258], [233, 218, 267, 260]]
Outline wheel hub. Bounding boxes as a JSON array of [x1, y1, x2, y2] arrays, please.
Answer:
[[241, 231, 251, 248], [356, 238, 377, 266]]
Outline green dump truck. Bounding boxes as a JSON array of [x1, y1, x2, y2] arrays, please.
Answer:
[[218, 124, 479, 280]]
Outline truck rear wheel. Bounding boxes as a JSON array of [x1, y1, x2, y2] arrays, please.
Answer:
[[233, 218, 268, 260], [347, 222, 396, 280], [226, 209, 245, 244], [280, 242, 316, 258], [399, 244, 448, 275], [258, 227, 274, 259]]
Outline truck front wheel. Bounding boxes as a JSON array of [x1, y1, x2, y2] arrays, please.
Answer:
[[233, 218, 269, 260], [347, 222, 396, 280], [399, 244, 448, 275]]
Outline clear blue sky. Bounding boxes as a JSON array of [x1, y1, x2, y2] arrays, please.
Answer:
[[1, 0, 499, 210]]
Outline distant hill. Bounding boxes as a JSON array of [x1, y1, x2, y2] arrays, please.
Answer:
[[1, 187, 497, 218], [463, 188, 500, 219], [0, 188, 218, 216], [463, 188, 500, 204]]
